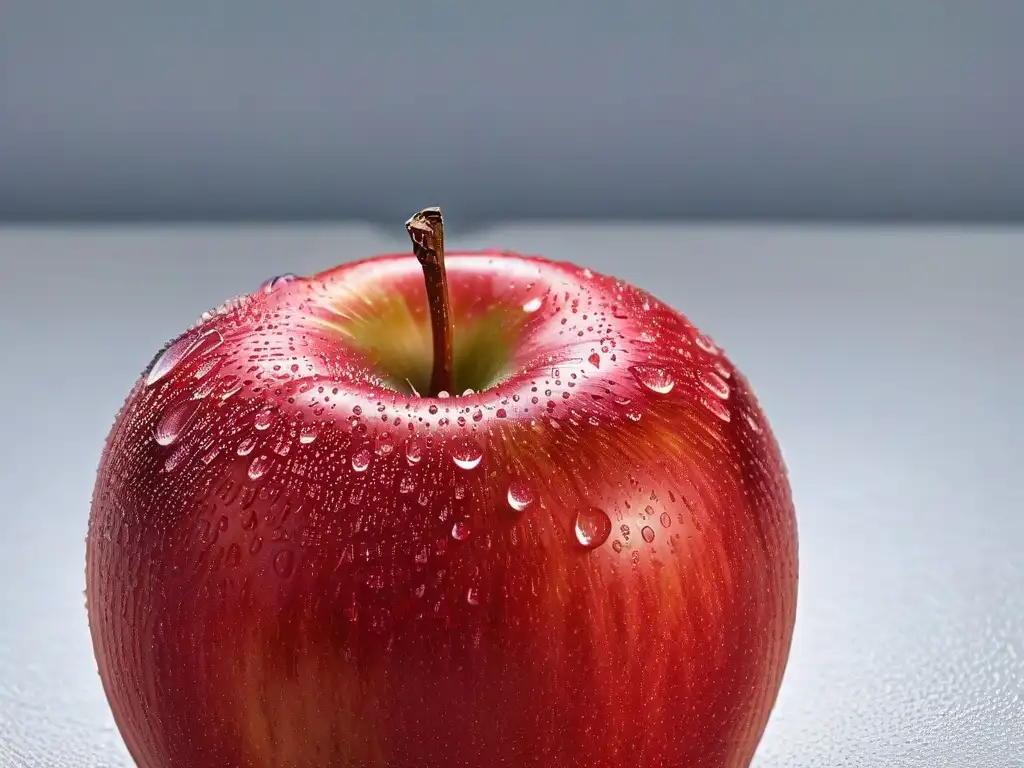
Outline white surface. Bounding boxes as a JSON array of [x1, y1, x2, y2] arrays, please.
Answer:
[[0, 223, 1021, 766]]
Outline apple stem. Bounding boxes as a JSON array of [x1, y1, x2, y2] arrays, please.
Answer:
[[406, 207, 454, 397]]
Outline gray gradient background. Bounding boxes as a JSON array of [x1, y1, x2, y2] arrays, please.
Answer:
[[2, 1, 1024, 222], [2, 3, 1024, 766], [0, 225, 1021, 766]]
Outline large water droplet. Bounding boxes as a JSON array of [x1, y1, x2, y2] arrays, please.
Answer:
[[248, 454, 272, 480], [351, 448, 372, 472], [253, 408, 277, 431], [703, 397, 732, 422], [507, 479, 536, 513], [451, 521, 472, 541], [298, 423, 319, 444], [699, 369, 730, 400], [146, 329, 224, 387], [236, 436, 257, 456], [641, 525, 656, 543], [630, 365, 675, 395], [260, 273, 298, 293], [451, 439, 483, 470], [574, 507, 612, 549], [659, 512, 672, 528], [273, 550, 295, 578], [694, 333, 719, 355], [154, 399, 201, 446], [522, 297, 543, 313], [466, 586, 481, 605], [405, 436, 424, 465], [588, 353, 601, 368]]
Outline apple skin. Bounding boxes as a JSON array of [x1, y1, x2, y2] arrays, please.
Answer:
[[86, 251, 797, 768]]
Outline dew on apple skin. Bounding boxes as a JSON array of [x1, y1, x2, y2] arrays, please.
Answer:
[[404, 437, 424, 464], [466, 586, 482, 605], [298, 423, 319, 444], [694, 333, 719, 355], [574, 507, 612, 549], [642, 525, 656, 543], [451, 521, 472, 541], [698, 369, 730, 400], [660, 511, 673, 528], [153, 398, 201, 446], [351, 448, 372, 472], [507, 479, 536, 513], [703, 396, 732, 423], [260, 273, 298, 293], [522, 296, 543, 313], [145, 328, 224, 387], [587, 352, 601, 368], [451, 439, 483, 470], [253, 408, 276, 430], [247, 454, 272, 480], [272, 549, 295, 578], [236, 437, 256, 456], [630, 365, 675, 395]]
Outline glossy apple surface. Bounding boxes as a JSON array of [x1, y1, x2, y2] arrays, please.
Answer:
[[86, 251, 798, 768]]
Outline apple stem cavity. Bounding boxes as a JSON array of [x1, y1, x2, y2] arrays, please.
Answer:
[[406, 206, 455, 397]]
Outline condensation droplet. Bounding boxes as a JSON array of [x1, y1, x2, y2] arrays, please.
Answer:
[[588, 353, 601, 368], [260, 273, 298, 293], [451, 439, 483, 470], [641, 525, 656, 543], [405, 437, 424, 465], [507, 479, 536, 513], [660, 512, 672, 528], [399, 473, 417, 494], [466, 586, 481, 605], [630, 365, 675, 395], [574, 507, 612, 549], [247, 454, 272, 480], [522, 297, 543, 313], [351, 448, 372, 472], [699, 369, 730, 400], [451, 521, 472, 541], [236, 437, 256, 456], [154, 399, 202, 446], [146, 329, 224, 387], [298, 423, 319, 444], [273, 550, 295, 578], [745, 411, 764, 434], [694, 333, 719, 355], [703, 397, 732, 422], [612, 540, 624, 553], [253, 408, 276, 430]]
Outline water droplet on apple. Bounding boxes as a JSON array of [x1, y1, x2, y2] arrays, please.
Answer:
[[694, 333, 719, 355], [236, 437, 256, 456], [496, 408, 507, 418], [574, 507, 612, 549], [192, 356, 222, 380], [462, 388, 475, 396], [630, 365, 675, 394], [248, 454, 272, 480], [399, 473, 417, 494], [466, 586, 481, 605], [699, 369, 730, 400], [260, 273, 298, 293], [451, 439, 483, 470], [253, 408, 276, 430], [522, 297, 543, 313], [744, 411, 764, 434], [437, 390, 451, 399], [351, 448, 372, 472], [217, 375, 242, 400], [659, 512, 672, 528], [588, 353, 601, 368], [451, 521, 471, 541], [703, 397, 732, 422], [507, 479, 536, 513], [298, 423, 319, 444], [145, 329, 224, 387], [154, 399, 201, 446], [404, 437, 424, 464], [641, 525, 656, 543], [273, 550, 295, 578]]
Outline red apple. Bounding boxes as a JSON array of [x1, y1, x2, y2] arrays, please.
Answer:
[[86, 209, 797, 768]]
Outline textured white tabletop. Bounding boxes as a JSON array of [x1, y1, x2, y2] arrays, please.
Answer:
[[0, 224, 1021, 767]]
